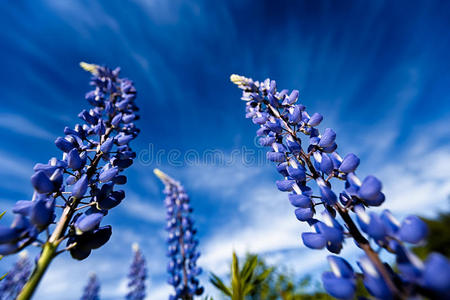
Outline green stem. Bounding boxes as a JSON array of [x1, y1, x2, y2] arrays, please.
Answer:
[[16, 242, 58, 300], [16, 128, 112, 300]]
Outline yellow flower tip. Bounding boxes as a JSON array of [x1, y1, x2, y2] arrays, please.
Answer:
[[132, 242, 140, 252], [230, 74, 248, 85], [153, 168, 169, 182], [80, 61, 99, 75]]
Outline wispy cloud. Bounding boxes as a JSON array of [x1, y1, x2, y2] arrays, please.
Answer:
[[119, 191, 166, 223], [0, 113, 54, 141], [0, 150, 31, 179]]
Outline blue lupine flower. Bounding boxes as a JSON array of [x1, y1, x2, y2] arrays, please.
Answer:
[[0, 252, 32, 300], [322, 256, 356, 299], [421, 253, 450, 298], [81, 273, 100, 300], [231, 74, 450, 299], [1, 63, 140, 299], [126, 243, 147, 300], [154, 169, 204, 300]]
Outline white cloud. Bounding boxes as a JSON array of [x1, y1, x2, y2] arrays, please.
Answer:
[[0, 113, 54, 141], [377, 147, 450, 216], [0, 150, 33, 179], [179, 161, 265, 198], [119, 191, 166, 223]]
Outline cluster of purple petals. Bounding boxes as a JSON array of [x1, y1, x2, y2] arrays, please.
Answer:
[[0, 63, 139, 260], [126, 245, 147, 300], [81, 273, 100, 300], [156, 170, 203, 299], [231, 74, 450, 299], [0, 253, 32, 300]]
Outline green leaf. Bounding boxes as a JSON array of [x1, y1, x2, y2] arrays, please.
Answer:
[[231, 252, 241, 300], [241, 255, 257, 284], [210, 273, 232, 297], [254, 267, 274, 284]]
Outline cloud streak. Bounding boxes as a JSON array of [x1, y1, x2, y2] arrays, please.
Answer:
[[0, 113, 54, 141]]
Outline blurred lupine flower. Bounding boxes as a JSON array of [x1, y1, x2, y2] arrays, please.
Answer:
[[231, 74, 450, 299], [126, 243, 147, 300], [0, 251, 31, 300], [154, 169, 204, 300], [81, 273, 100, 300], [3, 63, 139, 300]]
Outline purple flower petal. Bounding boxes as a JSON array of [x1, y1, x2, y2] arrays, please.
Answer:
[[319, 128, 336, 148], [55, 137, 75, 152], [320, 153, 334, 174], [302, 232, 327, 249], [75, 213, 103, 233], [318, 184, 337, 206], [259, 136, 276, 147], [117, 134, 134, 145], [286, 89, 299, 105], [366, 212, 387, 241], [295, 207, 314, 221], [358, 175, 382, 201], [288, 105, 302, 123], [288, 194, 312, 208], [308, 113, 323, 126], [72, 174, 88, 198], [327, 255, 354, 278], [267, 151, 285, 162], [339, 153, 360, 173], [30, 198, 55, 229], [422, 253, 450, 294], [398, 215, 428, 244], [322, 272, 355, 300], [111, 113, 123, 126], [0, 226, 20, 244], [99, 166, 119, 183], [276, 180, 295, 192], [31, 171, 54, 194], [100, 137, 114, 153], [287, 165, 306, 181], [68, 148, 83, 170]]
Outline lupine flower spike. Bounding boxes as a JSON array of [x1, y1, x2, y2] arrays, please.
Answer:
[[154, 169, 204, 300], [0, 251, 31, 300], [0, 62, 140, 300], [81, 273, 100, 300], [231, 74, 450, 299], [126, 243, 147, 300]]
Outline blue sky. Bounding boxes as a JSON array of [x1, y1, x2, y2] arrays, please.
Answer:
[[1, 0, 450, 299]]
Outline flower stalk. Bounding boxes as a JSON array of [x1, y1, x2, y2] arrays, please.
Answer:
[[231, 74, 449, 299], [0, 62, 140, 299], [154, 169, 203, 300]]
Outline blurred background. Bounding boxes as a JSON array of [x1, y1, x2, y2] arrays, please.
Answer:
[[0, 0, 449, 299]]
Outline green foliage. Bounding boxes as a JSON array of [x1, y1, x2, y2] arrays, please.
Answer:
[[249, 268, 334, 300], [210, 252, 273, 300], [210, 252, 333, 300], [210, 252, 372, 300]]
